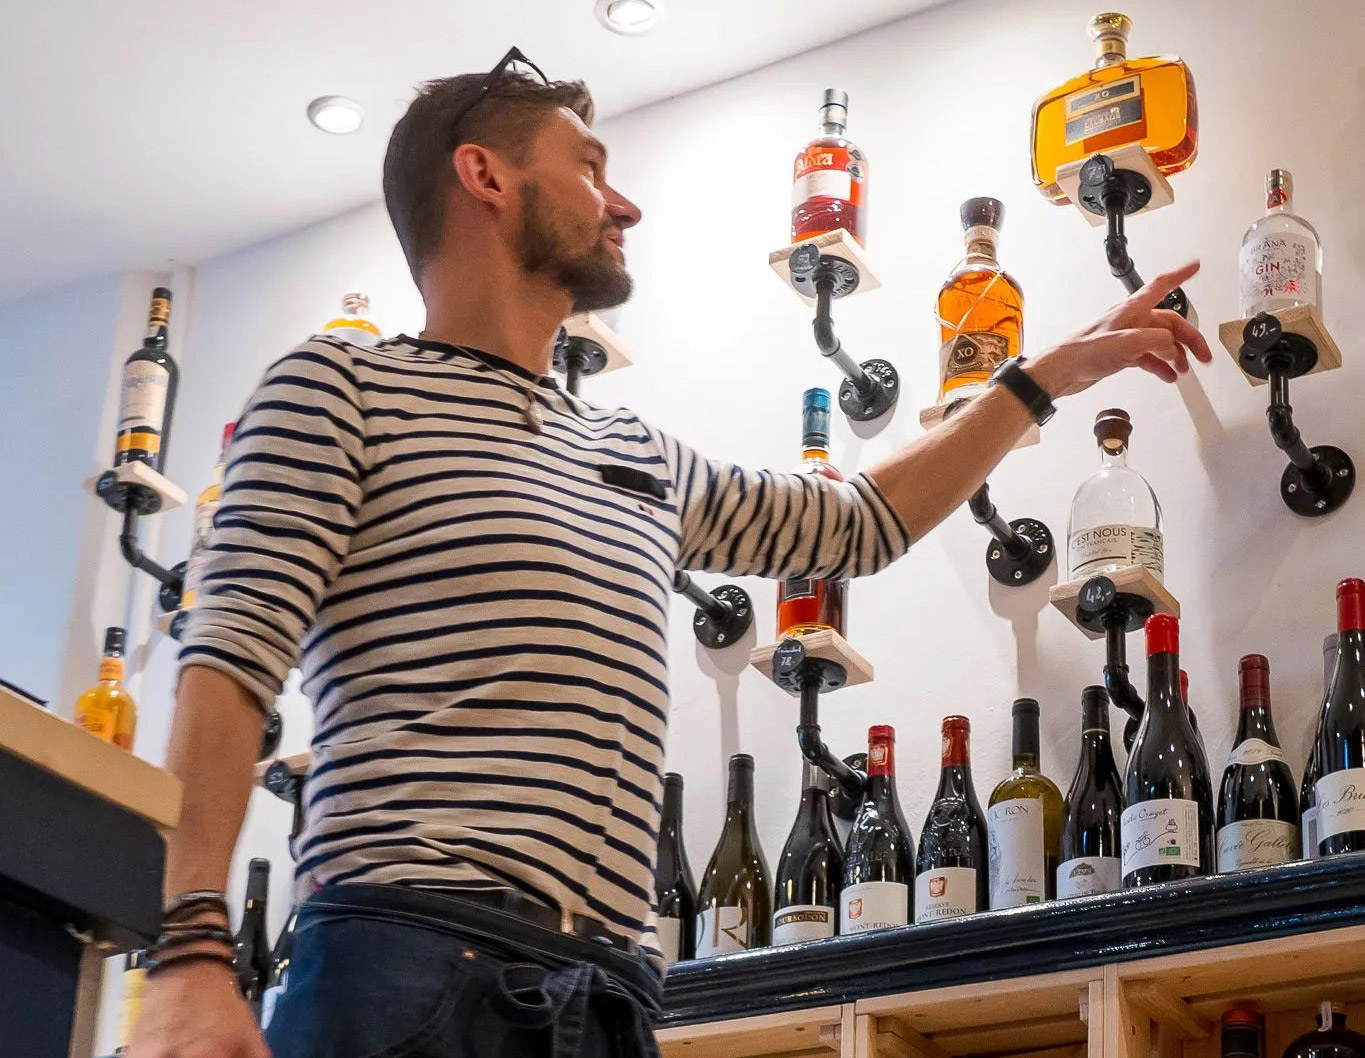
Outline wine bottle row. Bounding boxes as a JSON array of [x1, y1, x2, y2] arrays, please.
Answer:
[[657, 578, 1365, 963]]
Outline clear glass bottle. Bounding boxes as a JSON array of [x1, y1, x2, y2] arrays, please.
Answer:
[[1238, 169, 1323, 318], [791, 89, 868, 246], [1030, 12, 1198, 204], [1067, 408, 1164, 583], [935, 197, 1024, 405], [322, 291, 382, 346]]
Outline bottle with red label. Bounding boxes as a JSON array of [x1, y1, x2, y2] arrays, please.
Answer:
[[915, 716, 988, 922], [840, 726, 913, 935], [791, 89, 868, 246]]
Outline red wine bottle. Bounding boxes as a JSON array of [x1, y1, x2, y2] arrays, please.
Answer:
[[1058, 686, 1124, 898], [1302, 633, 1339, 859], [1121, 615, 1214, 886], [695, 754, 771, 957], [1219, 1007, 1262, 1058], [840, 726, 912, 934], [655, 772, 697, 963], [1314, 578, 1365, 856], [915, 716, 987, 921], [774, 762, 844, 945], [1215, 655, 1299, 872]]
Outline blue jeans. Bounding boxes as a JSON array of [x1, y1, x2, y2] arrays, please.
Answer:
[[265, 884, 663, 1058]]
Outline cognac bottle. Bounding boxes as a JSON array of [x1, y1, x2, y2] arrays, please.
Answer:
[[1030, 12, 1198, 204], [791, 89, 868, 246]]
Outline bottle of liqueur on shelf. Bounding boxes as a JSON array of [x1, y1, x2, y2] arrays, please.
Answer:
[[259, 903, 298, 1031], [776, 388, 848, 638], [1314, 578, 1365, 856], [695, 754, 771, 957], [916, 716, 988, 922], [179, 421, 236, 610], [74, 626, 137, 751], [774, 762, 844, 944], [841, 726, 913, 935], [1059, 686, 1124, 899], [233, 858, 272, 1017], [1029, 12, 1198, 204], [1238, 169, 1323, 318], [1121, 615, 1213, 886], [1283, 1002, 1365, 1058], [988, 699, 1063, 908], [1302, 633, 1339, 859], [321, 291, 382, 347], [1215, 654, 1299, 873], [934, 197, 1024, 407], [1219, 1007, 1263, 1058], [791, 89, 867, 246], [114, 950, 147, 1055], [114, 287, 179, 472], [1067, 409, 1164, 583], [655, 772, 697, 963]]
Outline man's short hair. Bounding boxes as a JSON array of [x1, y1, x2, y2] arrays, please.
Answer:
[[383, 72, 594, 283]]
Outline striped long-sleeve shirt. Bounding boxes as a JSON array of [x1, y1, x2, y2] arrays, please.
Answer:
[[180, 334, 912, 946]]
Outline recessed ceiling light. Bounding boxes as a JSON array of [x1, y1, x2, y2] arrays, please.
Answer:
[[307, 95, 365, 135], [594, 0, 665, 35]]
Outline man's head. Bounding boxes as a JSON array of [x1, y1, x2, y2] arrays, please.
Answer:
[[383, 64, 641, 313]]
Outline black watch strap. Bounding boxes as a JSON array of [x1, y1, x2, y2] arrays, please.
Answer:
[[990, 359, 1055, 426]]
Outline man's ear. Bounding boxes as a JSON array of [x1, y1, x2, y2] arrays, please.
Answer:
[[451, 143, 510, 210]]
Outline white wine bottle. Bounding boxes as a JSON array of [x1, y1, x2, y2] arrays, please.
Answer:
[[987, 699, 1062, 908], [695, 754, 771, 957]]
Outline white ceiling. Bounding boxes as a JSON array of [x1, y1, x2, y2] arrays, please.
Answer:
[[3, 0, 943, 304]]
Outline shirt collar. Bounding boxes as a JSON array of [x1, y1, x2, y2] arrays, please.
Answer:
[[399, 334, 560, 390]]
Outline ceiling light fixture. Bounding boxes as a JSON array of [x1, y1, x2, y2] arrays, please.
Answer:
[[594, 0, 665, 35], [306, 96, 365, 135]]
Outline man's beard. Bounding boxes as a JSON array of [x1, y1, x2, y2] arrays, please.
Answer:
[[517, 182, 632, 314]]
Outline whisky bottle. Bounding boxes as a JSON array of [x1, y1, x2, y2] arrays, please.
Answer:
[[322, 291, 382, 347], [1066, 409, 1164, 583], [180, 422, 235, 610], [1238, 169, 1323, 318], [776, 388, 848, 638], [791, 89, 868, 246], [74, 627, 137, 751], [113, 288, 179, 471], [935, 197, 1024, 405], [1030, 12, 1198, 204]]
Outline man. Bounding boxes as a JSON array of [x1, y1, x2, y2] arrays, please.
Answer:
[[129, 52, 1209, 1058]]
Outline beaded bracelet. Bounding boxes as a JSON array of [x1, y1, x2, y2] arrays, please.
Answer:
[[163, 890, 230, 925], [145, 948, 236, 978]]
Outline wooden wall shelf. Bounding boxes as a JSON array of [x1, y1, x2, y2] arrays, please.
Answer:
[[749, 630, 874, 695], [563, 311, 633, 375], [769, 229, 882, 306], [84, 461, 187, 512], [1217, 303, 1342, 387], [254, 750, 311, 783], [1055, 144, 1175, 226], [1049, 564, 1179, 641]]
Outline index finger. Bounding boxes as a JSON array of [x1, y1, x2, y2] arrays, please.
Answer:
[[1130, 260, 1201, 311]]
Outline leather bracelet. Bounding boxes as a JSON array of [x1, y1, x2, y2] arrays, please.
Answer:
[[164, 892, 230, 925], [145, 948, 237, 979], [160, 919, 230, 936], [152, 926, 236, 953]]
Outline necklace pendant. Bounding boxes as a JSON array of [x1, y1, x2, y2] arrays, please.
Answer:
[[525, 401, 544, 432]]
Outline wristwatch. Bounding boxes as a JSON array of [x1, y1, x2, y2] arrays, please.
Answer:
[[989, 358, 1055, 427]]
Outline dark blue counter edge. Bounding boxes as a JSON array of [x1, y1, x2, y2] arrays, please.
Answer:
[[658, 852, 1365, 1027]]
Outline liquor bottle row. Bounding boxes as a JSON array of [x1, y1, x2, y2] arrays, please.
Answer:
[[659, 578, 1365, 962]]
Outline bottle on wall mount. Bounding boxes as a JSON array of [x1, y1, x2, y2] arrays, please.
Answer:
[[322, 291, 382, 346], [113, 287, 179, 472], [1238, 169, 1322, 319], [74, 627, 137, 752], [987, 699, 1063, 908], [1121, 615, 1213, 887], [234, 858, 272, 1016], [1059, 686, 1124, 899], [776, 388, 848, 638], [695, 754, 771, 957], [180, 421, 236, 610], [1215, 655, 1299, 873], [841, 726, 913, 935], [1067, 409, 1164, 583], [774, 762, 844, 945], [1314, 578, 1365, 856], [655, 772, 697, 963], [1030, 12, 1198, 204], [1219, 1007, 1263, 1058], [1302, 633, 1339, 859], [1282, 1002, 1365, 1058], [916, 716, 988, 922], [934, 197, 1025, 406], [791, 89, 868, 246]]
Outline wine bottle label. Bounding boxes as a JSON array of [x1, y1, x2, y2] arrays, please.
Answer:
[[1238, 232, 1318, 311], [115, 966, 147, 1048], [940, 332, 1011, 387], [1069, 524, 1164, 582], [1225, 738, 1287, 766], [1302, 806, 1321, 859], [656, 916, 682, 963], [987, 798, 1047, 909], [260, 984, 283, 1031], [913, 867, 978, 923], [792, 169, 854, 209], [695, 905, 752, 958], [1056, 856, 1121, 899], [839, 882, 908, 934], [1315, 768, 1365, 841], [773, 903, 836, 945], [1216, 819, 1298, 872], [115, 361, 171, 457], [1120, 798, 1201, 875], [1063, 75, 1143, 146]]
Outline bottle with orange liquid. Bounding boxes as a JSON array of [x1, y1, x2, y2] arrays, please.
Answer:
[[776, 388, 848, 638], [321, 292, 381, 347], [791, 89, 868, 246], [180, 421, 235, 611], [75, 627, 137, 751]]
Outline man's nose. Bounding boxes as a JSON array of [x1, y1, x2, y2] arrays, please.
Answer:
[[605, 186, 642, 229]]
